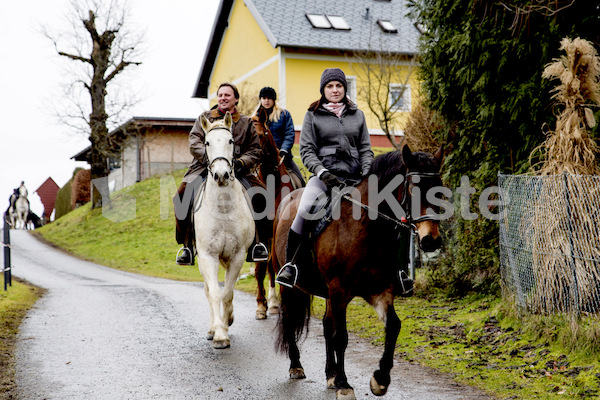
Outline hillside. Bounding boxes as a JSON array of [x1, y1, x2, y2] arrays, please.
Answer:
[[38, 169, 205, 282]]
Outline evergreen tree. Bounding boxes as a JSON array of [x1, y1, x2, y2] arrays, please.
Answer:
[[407, 0, 600, 294]]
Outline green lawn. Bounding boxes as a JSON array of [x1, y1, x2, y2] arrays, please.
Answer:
[[0, 279, 45, 398]]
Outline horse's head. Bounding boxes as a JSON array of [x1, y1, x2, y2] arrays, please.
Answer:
[[401, 144, 444, 252], [252, 107, 269, 138], [18, 185, 28, 198], [201, 112, 235, 187], [252, 109, 281, 172]]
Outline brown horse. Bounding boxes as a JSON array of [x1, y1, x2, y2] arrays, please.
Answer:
[[274, 145, 443, 400], [251, 109, 304, 319]]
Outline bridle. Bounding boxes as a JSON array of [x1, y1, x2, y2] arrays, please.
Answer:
[[205, 127, 235, 181], [207, 156, 234, 180], [341, 170, 441, 232], [401, 171, 441, 225]]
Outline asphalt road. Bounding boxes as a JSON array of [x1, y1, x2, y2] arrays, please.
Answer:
[[10, 230, 492, 400]]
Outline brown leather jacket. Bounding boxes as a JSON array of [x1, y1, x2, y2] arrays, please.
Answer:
[[182, 107, 262, 184]]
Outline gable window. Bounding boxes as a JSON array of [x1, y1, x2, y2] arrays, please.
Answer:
[[377, 20, 398, 33], [306, 14, 351, 30], [389, 84, 411, 112], [346, 75, 357, 103], [306, 14, 331, 29]]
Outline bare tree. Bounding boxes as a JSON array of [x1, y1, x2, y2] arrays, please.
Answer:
[[349, 37, 418, 149], [234, 81, 260, 116], [44, 0, 143, 208]]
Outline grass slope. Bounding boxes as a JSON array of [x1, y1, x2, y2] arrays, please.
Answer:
[[0, 279, 45, 400], [34, 167, 600, 399]]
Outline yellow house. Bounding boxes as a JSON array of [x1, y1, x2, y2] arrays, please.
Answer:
[[193, 0, 422, 147]]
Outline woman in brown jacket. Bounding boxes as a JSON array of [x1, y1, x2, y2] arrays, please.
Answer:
[[174, 82, 269, 265]]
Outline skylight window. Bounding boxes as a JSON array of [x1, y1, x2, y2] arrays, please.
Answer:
[[306, 14, 351, 30], [306, 14, 331, 29], [327, 16, 351, 30], [377, 20, 398, 33]]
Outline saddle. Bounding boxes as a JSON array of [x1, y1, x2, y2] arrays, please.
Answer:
[[305, 177, 361, 239], [292, 180, 360, 299]]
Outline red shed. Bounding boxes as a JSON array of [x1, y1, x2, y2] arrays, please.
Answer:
[[35, 177, 60, 220]]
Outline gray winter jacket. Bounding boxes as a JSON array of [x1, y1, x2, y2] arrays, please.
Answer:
[[299, 100, 373, 178]]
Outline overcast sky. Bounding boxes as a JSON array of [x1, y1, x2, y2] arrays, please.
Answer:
[[0, 0, 219, 217]]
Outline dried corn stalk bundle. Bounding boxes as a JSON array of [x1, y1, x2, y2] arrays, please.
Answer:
[[524, 38, 600, 314], [534, 37, 600, 175]]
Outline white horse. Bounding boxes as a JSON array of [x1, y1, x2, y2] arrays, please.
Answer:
[[15, 185, 30, 229], [7, 192, 18, 228], [195, 112, 255, 349]]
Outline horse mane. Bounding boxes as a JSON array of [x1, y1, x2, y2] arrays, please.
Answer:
[[368, 150, 405, 182], [367, 148, 440, 188], [206, 118, 229, 130]]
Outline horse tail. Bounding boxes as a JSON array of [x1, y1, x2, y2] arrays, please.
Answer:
[[275, 287, 311, 354]]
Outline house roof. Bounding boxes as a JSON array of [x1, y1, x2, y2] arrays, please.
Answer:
[[35, 178, 60, 215], [71, 117, 196, 162], [193, 0, 421, 98], [35, 177, 59, 193]]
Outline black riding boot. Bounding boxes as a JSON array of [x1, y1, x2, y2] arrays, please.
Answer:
[[175, 182, 195, 266], [176, 245, 193, 265], [247, 240, 269, 262], [176, 220, 195, 265], [275, 230, 303, 288]]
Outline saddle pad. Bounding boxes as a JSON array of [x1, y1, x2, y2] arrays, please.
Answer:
[[306, 195, 336, 239]]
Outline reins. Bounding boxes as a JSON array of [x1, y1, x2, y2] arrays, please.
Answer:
[[340, 170, 441, 231], [341, 194, 414, 231]]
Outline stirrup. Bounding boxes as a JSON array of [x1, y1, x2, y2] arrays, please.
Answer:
[[398, 270, 414, 296], [176, 246, 193, 265], [275, 262, 299, 288], [251, 242, 269, 262]]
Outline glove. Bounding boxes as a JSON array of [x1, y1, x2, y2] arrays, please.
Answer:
[[320, 171, 342, 191], [234, 159, 245, 174], [279, 150, 291, 166]]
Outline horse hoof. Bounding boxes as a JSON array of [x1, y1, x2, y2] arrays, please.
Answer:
[[255, 310, 267, 320], [206, 331, 214, 341], [213, 339, 230, 349], [268, 306, 280, 315], [336, 388, 356, 400], [289, 367, 306, 379], [370, 376, 388, 396], [327, 377, 336, 389]]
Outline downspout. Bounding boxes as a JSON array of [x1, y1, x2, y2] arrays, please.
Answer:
[[136, 133, 141, 182]]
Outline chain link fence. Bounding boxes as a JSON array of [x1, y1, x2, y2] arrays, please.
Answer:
[[499, 173, 600, 315]]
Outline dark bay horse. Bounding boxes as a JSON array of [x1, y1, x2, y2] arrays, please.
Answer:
[[251, 109, 304, 319], [274, 145, 443, 400]]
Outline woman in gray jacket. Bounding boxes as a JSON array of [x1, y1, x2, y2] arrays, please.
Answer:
[[276, 68, 373, 288]]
